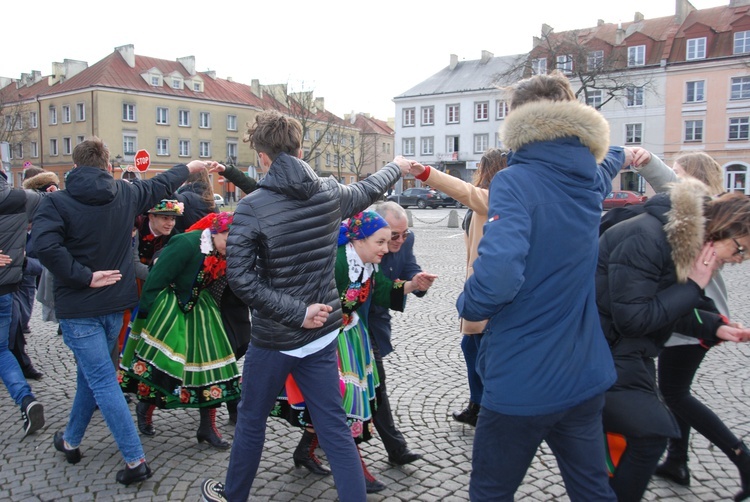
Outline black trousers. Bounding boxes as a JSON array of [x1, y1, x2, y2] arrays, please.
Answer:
[[371, 339, 408, 456]]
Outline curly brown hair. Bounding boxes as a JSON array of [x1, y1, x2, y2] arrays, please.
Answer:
[[243, 110, 302, 161]]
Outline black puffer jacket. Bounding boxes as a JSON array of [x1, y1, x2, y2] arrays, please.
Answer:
[[226, 153, 400, 351], [596, 180, 724, 358]]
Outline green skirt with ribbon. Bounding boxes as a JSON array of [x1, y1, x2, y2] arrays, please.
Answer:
[[119, 287, 241, 409]]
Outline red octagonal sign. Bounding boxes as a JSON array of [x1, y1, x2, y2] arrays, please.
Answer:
[[134, 149, 150, 172]]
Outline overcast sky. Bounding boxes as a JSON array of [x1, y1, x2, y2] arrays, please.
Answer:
[[2, 0, 729, 120]]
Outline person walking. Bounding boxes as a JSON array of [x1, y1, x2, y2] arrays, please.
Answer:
[[0, 167, 45, 439], [32, 136, 209, 486], [200, 110, 410, 502], [457, 71, 629, 501]]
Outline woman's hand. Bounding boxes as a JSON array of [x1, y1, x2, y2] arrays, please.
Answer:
[[687, 242, 719, 289], [717, 325, 750, 343], [408, 162, 426, 177]]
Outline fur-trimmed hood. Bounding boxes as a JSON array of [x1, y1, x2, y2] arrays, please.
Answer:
[[22, 171, 59, 191], [663, 177, 710, 283], [501, 100, 610, 163]]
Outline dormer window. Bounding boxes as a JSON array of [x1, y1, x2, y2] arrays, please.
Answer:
[[151, 75, 160, 86], [172, 78, 183, 89], [686, 37, 706, 60], [628, 45, 645, 67], [141, 69, 164, 87], [735, 30, 750, 54]]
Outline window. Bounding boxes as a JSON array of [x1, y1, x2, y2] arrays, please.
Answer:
[[587, 50, 604, 71], [447, 104, 460, 124], [62, 105, 71, 123], [227, 142, 237, 162], [686, 37, 707, 60], [151, 75, 160, 86], [50, 138, 58, 156], [556, 55, 573, 74], [325, 133, 331, 144], [421, 106, 434, 126], [123, 135, 136, 155], [403, 108, 415, 127], [475, 102, 489, 121], [587, 90, 603, 108], [735, 30, 750, 54], [157, 138, 169, 155], [4, 116, 12, 131], [303, 129, 310, 141], [227, 114, 237, 131], [402, 138, 415, 156], [314, 155, 320, 170], [49, 106, 57, 125], [686, 80, 705, 102], [76, 135, 84, 144], [172, 78, 182, 89], [156, 107, 168, 125], [193, 82, 201, 92], [496, 100, 509, 119], [474, 134, 489, 154], [684, 120, 703, 142], [15, 143, 22, 159], [314, 130, 321, 141], [29, 111, 37, 129], [30, 142, 38, 158], [531, 58, 547, 75], [349, 135, 355, 147], [731, 77, 750, 100], [446, 135, 459, 153], [625, 123, 643, 144], [199, 112, 210, 128], [325, 153, 331, 166], [627, 86, 644, 107], [178, 109, 190, 126], [76, 103, 85, 121], [63, 137, 72, 155], [628, 45, 645, 66], [729, 117, 749, 141], [122, 103, 135, 122], [179, 139, 190, 157], [199, 141, 210, 157], [421, 137, 434, 155]]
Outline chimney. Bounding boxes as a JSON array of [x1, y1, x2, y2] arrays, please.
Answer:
[[251, 79, 262, 97], [541, 23, 554, 38], [204, 70, 216, 79], [634, 12, 644, 22], [730, 0, 750, 5], [616, 22, 625, 45], [449, 54, 458, 70], [597, 19, 605, 26], [177, 56, 196, 76], [675, 0, 696, 24], [480, 50, 494, 64], [0, 77, 11, 90], [226, 76, 233, 82], [314, 97, 325, 112], [115, 44, 135, 68], [350, 112, 356, 124]]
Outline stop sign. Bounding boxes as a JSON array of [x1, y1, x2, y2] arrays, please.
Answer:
[[134, 150, 150, 172]]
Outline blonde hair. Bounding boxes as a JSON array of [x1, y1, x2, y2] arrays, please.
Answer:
[[674, 152, 724, 195]]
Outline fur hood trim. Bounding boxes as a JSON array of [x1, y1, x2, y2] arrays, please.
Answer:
[[501, 100, 610, 163], [23, 171, 59, 191], [664, 178, 710, 283]]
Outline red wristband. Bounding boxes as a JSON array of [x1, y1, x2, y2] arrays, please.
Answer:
[[416, 165, 431, 182]]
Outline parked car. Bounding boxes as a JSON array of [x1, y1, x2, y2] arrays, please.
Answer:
[[437, 191, 464, 208], [387, 187, 442, 209], [602, 190, 647, 210], [214, 193, 226, 207]]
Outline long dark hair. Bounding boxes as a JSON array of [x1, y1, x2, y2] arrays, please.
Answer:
[[473, 148, 508, 189]]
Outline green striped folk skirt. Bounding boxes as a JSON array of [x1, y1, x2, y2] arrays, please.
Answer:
[[119, 288, 241, 409]]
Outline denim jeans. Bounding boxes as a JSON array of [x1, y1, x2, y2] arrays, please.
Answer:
[[461, 333, 483, 404], [225, 340, 366, 502], [470, 393, 615, 502], [0, 293, 33, 406], [60, 313, 145, 464]]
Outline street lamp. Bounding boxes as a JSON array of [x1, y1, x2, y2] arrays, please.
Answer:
[[111, 154, 123, 172]]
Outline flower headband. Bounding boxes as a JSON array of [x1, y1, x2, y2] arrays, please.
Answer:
[[148, 199, 184, 216], [337, 211, 389, 245], [186, 211, 234, 234]]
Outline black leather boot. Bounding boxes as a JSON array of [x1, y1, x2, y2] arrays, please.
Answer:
[[654, 437, 690, 486], [731, 441, 750, 501], [452, 402, 480, 426], [136, 401, 156, 436], [226, 399, 238, 426], [293, 429, 331, 475], [197, 407, 230, 450]]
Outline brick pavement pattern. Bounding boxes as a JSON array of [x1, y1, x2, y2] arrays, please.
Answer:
[[1, 208, 749, 501]]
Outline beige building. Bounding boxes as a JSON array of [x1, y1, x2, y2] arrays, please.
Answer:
[[0, 44, 385, 194]]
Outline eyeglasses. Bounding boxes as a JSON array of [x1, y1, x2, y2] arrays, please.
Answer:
[[733, 238, 745, 258], [391, 230, 411, 242]]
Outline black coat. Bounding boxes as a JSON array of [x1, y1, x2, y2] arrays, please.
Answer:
[[596, 187, 724, 438], [32, 165, 190, 318], [226, 152, 401, 351], [174, 181, 216, 233]]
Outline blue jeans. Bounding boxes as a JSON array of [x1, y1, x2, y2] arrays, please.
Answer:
[[60, 314, 145, 464], [225, 340, 366, 502], [470, 393, 615, 502], [0, 293, 33, 406], [461, 334, 483, 404]]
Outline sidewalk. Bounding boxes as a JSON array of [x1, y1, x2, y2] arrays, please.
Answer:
[[1, 209, 749, 501]]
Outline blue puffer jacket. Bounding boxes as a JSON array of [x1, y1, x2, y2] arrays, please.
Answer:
[[458, 99, 622, 416]]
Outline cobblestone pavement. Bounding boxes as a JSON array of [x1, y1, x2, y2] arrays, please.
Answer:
[[2, 207, 750, 501]]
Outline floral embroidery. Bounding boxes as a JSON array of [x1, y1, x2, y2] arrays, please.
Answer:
[[203, 253, 227, 282], [133, 361, 148, 376], [180, 388, 191, 403], [142, 233, 155, 242], [209, 386, 223, 399], [350, 420, 363, 438], [138, 383, 151, 397]]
